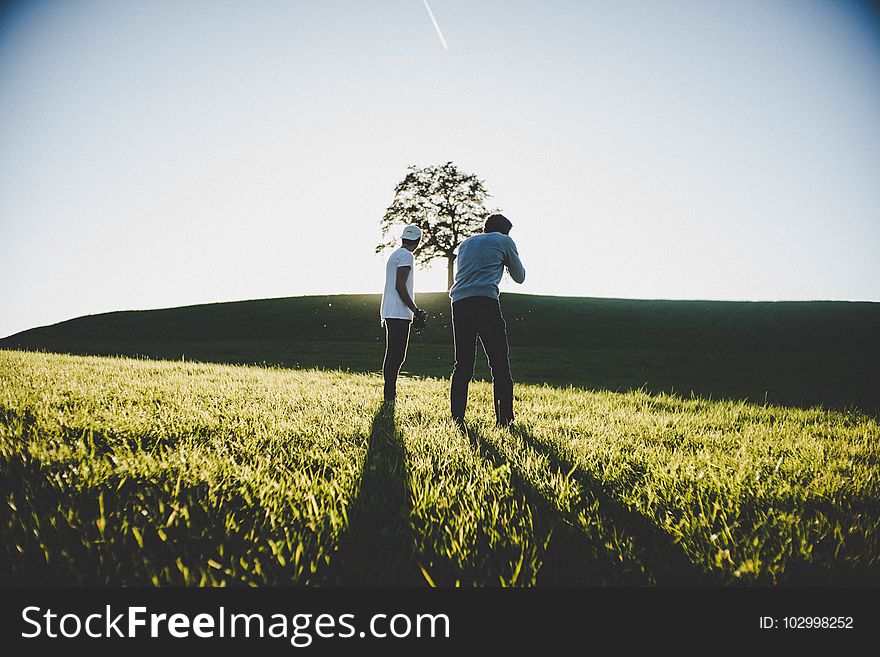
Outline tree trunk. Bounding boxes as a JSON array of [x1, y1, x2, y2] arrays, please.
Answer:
[[447, 254, 456, 291]]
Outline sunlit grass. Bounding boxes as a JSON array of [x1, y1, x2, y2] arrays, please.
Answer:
[[1, 350, 877, 586]]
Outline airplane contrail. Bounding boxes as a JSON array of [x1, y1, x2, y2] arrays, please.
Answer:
[[422, 0, 449, 50]]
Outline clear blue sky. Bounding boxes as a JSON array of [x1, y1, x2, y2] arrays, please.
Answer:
[[2, 0, 879, 338]]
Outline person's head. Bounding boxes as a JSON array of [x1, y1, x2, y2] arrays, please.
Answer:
[[401, 224, 422, 251], [483, 214, 513, 235]]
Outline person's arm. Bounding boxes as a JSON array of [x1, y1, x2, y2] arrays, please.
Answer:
[[504, 239, 526, 284], [395, 266, 419, 313]]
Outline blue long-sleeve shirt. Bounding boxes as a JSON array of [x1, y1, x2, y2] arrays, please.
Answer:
[[449, 232, 526, 303]]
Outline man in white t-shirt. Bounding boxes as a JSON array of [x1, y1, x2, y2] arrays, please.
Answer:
[[380, 225, 425, 403]]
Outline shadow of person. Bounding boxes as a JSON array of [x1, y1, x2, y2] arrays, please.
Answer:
[[506, 424, 714, 585], [462, 422, 714, 585], [462, 423, 646, 585], [327, 402, 423, 585]]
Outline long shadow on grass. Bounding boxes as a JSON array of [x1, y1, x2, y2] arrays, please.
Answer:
[[324, 403, 422, 585], [464, 425, 640, 585], [466, 424, 713, 586], [509, 426, 716, 586]]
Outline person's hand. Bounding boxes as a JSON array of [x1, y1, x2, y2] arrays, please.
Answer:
[[412, 309, 428, 331]]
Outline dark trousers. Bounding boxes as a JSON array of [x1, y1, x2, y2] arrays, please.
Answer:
[[383, 318, 411, 401], [450, 296, 514, 426]]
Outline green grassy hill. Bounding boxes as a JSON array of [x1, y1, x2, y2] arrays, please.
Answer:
[[2, 350, 878, 586], [2, 293, 878, 412]]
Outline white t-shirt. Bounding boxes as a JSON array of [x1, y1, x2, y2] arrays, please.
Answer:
[[380, 247, 415, 320]]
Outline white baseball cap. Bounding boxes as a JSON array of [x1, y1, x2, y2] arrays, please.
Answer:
[[401, 225, 422, 241]]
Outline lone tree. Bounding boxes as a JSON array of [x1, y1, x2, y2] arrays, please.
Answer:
[[377, 161, 496, 290]]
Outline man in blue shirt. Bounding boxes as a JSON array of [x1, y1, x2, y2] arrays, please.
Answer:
[[449, 214, 526, 427]]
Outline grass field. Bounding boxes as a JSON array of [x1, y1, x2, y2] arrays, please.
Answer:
[[2, 349, 878, 586], [3, 293, 878, 413]]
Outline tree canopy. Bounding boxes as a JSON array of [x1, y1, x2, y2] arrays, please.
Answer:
[[377, 162, 497, 289]]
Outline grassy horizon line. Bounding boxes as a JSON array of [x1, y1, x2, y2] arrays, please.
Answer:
[[2, 292, 878, 414], [5, 290, 880, 339]]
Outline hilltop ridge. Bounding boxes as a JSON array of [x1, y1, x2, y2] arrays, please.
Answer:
[[2, 293, 878, 412]]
